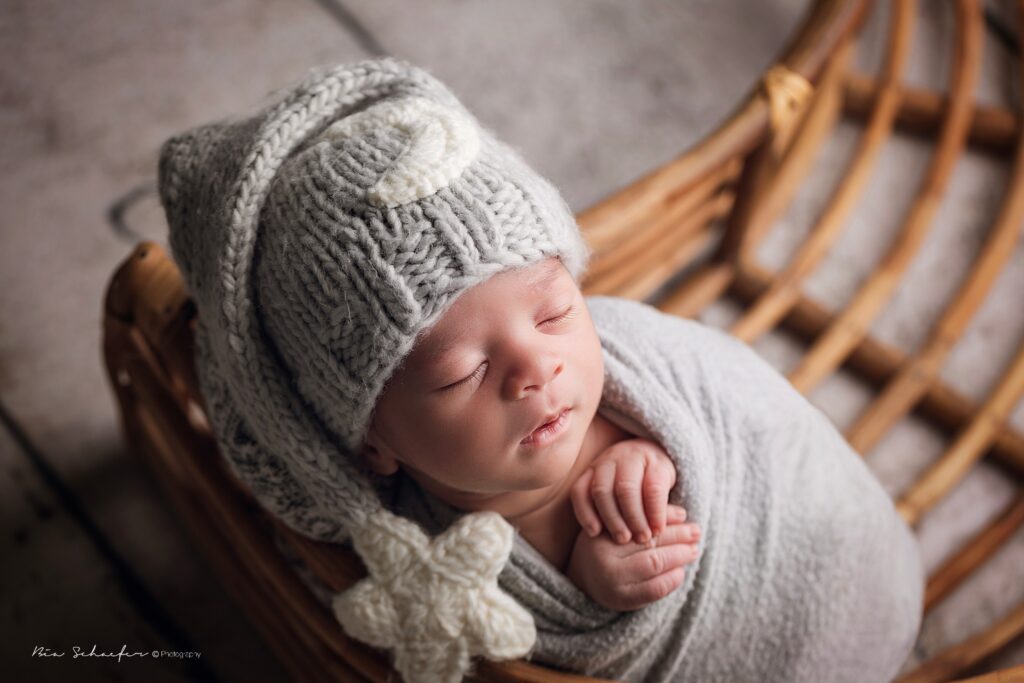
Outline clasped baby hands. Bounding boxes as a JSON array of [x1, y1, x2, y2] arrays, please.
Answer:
[[570, 438, 684, 544], [566, 438, 701, 612]]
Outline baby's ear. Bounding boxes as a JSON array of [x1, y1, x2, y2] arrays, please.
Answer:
[[361, 434, 400, 476]]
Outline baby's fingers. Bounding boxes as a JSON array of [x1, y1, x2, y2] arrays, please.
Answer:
[[655, 517, 701, 548], [591, 459, 633, 543], [618, 564, 689, 611], [570, 468, 602, 537], [642, 473, 670, 539], [614, 456, 652, 543], [629, 543, 697, 580], [616, 539, 698, 611], [666, 504, 688, 525]]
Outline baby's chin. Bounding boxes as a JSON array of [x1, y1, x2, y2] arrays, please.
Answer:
[[510, 438, 585, 490]]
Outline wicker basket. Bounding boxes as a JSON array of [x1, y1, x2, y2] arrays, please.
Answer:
[[102, 0, 1024, 680]]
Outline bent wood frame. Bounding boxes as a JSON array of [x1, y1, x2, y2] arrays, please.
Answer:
[[102, 0, 1024, 680]]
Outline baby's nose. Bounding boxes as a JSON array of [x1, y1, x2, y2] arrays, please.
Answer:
[[506, 356, 564, 399]]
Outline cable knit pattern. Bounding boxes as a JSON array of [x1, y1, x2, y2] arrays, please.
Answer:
[[333, 510, 536, 683], [156, 56, 591, 680]]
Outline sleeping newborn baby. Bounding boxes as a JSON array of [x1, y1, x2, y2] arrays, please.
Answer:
[[157, 56, 925, 683], [361, 255, 702, 612], [367, 254, 925, 683]]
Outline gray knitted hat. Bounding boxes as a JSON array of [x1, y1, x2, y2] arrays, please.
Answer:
[[157, 56, 591, 682]]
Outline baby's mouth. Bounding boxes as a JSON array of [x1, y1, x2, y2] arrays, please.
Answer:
[[520, 407, 572, 446]]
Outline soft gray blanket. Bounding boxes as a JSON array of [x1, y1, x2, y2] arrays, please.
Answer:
[[298, 294, 925, 682]]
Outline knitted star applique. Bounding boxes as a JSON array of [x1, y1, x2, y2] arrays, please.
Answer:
[[331, 509, 536, 683]]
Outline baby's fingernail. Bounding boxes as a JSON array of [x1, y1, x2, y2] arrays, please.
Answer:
[[616, 531, 630, 544], [587, 525, 600, 537], [637, 531, 650, 543]]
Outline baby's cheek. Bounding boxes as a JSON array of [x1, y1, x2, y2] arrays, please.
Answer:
[[400, 406, 458, 450], [421, 413, 479, 451], [583, 340, 605, 402]]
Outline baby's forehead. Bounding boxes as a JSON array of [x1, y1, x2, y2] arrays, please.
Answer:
[[409, 257, 566, 354]]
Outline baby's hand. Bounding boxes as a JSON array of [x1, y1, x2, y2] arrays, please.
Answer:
[[566, 504, 700, 612], [571, 438, 677, 544]]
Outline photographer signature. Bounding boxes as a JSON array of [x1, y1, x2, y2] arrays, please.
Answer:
[[32, 645, 201, 662]]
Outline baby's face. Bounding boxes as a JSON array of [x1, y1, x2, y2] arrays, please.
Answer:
[[362, 256, 604, 512]]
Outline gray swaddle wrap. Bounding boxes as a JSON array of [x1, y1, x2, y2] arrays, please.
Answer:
[[381, 294, 925, 682]]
